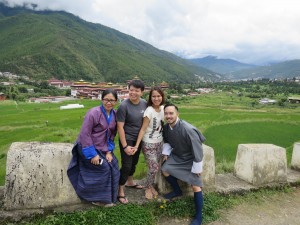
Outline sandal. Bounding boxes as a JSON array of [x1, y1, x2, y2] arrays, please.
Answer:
[[92, 202, 116, 207], [92, 202, 105, 207], [117, 195, 128, 204], [125, 184, 144, 189]]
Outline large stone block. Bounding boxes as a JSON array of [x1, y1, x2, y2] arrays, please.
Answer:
[[155, 144, 215, 195], [234, 144, 287, 186], [291, 142, 300, 171], [4, 142, 80, 210]]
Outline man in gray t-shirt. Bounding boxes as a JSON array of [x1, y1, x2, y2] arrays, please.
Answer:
[[116, 79, 147, 204]]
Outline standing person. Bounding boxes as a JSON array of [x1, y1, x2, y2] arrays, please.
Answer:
[[161, 103, 205, 225], [116, 79, 147, 204], [67, 89, 119, 207], [134, 86, 165, 200]]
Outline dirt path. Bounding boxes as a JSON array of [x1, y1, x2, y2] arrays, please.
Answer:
[[207, 187, 300, 225], [159, 187, 300, 225]]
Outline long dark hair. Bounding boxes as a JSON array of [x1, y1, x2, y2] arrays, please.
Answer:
[[147, 86, 165, 107]]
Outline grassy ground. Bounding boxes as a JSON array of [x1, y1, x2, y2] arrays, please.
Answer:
[[1, 92, 300, 184], [5, 186, 295, 225]]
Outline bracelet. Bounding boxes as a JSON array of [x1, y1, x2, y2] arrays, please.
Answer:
[[123, 145, 128, 150]]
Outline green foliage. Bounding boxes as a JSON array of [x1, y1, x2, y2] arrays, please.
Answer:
[[25, 204, 155, 225], [16, 186, 294, 225], [0, 3, 218, 83]]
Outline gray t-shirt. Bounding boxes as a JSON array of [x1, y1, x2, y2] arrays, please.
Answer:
[[116, 98, 147, 141]]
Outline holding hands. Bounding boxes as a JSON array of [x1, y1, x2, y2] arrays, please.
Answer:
[[124, 146, 137, 156]]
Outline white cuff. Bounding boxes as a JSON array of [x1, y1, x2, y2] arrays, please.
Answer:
[[162, 143, 172, 156], [191, 161, 203, 174]]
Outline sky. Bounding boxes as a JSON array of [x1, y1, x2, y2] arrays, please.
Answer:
[[3, 0, 300, 65]]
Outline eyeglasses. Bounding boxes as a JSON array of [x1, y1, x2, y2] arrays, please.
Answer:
[[102, 99, 117, 103]]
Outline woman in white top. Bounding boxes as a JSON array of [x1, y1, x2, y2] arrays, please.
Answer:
[[134, 86, 165, 199]]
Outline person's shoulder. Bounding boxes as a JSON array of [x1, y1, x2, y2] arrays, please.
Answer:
[[119, 99, 129, 105], [140, 98, 147, 105], [181, 120, 195, 129], [145, 105, 154, 112], [118, 99, 129, 109], [87, 106, 100, 114]]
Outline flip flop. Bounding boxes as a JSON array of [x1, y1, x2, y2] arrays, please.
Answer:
[[92, 202, 115, 207], [117, 195, 128, 204], [92, 202, 105, 207], [125, 184, 144, 189]]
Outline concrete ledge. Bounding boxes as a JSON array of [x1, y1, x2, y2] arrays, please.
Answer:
[[291, 142, 300, 171], [155, 144, 216, 195], [4, 142, 81, 210], [234, 144, 287, 186]]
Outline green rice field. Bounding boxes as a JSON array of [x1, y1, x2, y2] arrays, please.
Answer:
[[0, 92, 300, 185]]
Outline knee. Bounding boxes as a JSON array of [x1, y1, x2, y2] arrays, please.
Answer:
[[162, 171, 169, 177], [191, 185, 202, 192]]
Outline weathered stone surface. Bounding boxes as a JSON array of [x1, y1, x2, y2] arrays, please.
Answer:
[[4, 142, 81, 210], [234, 144, 287, 186], [291, 142, 300, 171], [155, 144, 215, 195]]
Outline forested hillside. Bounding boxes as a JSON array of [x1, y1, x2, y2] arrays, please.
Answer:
[[0, 3, 219, 83]]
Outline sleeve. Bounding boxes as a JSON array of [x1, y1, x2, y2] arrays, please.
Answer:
[[162, 143, 173, 155], [116, 102, 126, 122], [78, 109, 98, 159], [185, 127, 205, 174], [143, 107, 152, 119]]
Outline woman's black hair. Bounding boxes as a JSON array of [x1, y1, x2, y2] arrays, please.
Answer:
[[101, 88, 118, 100], [147, 86, 165, 107]]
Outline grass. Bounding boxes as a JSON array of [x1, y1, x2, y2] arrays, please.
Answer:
[[1, 93, 300, 184], [5, 185, 294, 225], [1, 93, 300, 224]]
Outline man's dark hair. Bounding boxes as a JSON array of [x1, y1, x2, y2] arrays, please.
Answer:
[[164, 103, 179, 112], [128, 79, 145, 91]]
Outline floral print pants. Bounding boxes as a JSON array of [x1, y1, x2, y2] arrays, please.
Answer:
[[142, 141, 163, 188]]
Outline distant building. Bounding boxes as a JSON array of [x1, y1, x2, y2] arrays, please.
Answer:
[[0, 92, 6, 101], [259, 98, 277, 104], [48, 78, 73, 89], [288, 97, 300, 103], [71, 80, 126, 100]]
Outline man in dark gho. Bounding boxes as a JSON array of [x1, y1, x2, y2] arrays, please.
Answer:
[[161, 103, 205, 225]]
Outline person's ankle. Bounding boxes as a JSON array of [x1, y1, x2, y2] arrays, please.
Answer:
[[164, 190, 182, 199]]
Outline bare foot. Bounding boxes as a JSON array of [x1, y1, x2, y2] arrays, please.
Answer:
[[117, 196, 128, 204], [151, 186, 158, 197], [145, 188, 153, 200]]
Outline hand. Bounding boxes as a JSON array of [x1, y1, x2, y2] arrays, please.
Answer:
[[124, 146, 134, 156], [196, 173, 201, 177], [106, 152, 113, 163], [91, 155, 100, 165], [162, 155, 168, 162], [132, 146, 138, 155]]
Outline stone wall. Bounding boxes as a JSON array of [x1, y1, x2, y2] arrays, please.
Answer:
[[3, 141, 299, 211], [291, 142, 300, 171], [234, 144, 287, 186], [4, 142, 80, 210]]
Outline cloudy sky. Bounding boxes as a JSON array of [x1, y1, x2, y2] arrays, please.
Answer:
[[4, 0, 300, 65]]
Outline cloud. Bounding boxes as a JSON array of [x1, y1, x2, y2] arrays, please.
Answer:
[[2, 0, 300, 64]]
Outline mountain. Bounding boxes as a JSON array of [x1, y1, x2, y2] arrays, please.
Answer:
[[0, 3, 220, 83], [189, 56, 257, 75], [229, 60, 300, 80]]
